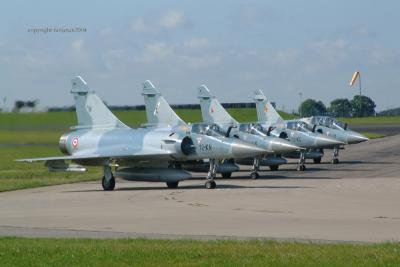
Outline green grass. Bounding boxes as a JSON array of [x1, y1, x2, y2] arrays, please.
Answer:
[[0, 109, 296, 129], [0, 127, 101, 191], [0, 145, 100, 192], [1, 110, 397, 129], [361, 132, 386, 139], [0, 237, 399, 267], [0, 129, 62, 145], [0, 111, 76, 130], [339, 116, 400, 125]]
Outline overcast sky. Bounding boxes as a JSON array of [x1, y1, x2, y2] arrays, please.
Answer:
[[1, 0, 399, 111]]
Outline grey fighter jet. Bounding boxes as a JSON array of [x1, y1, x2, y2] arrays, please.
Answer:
[[141, 80, 270, 184], [142, 80, 271, 179], [17, 77, 266, 190], [197, 85, 302, 179], [253, 90, 344, 169], [300, 116, 369, 163]]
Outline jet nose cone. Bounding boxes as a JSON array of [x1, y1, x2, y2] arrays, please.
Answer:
[[347, 132, 369, 144], [231, 141, 267, 158], [316, 136, 345, 147], [272, 139, 301, 153]]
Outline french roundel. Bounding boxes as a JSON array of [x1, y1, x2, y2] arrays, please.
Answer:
[[72, 137, 79, 148]]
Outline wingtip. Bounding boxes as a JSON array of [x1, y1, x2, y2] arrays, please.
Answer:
[[143, 80, 156, 89], [71, 76, 89, 93], [197, 84, 212, 98], [142, 80, 160, 95], [15, 158, 33, 163], [254, 89, 266, 101]]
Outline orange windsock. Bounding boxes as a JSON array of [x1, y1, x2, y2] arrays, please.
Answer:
[[349, 71, 360, 87]]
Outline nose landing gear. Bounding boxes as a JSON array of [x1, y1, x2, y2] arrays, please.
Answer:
[[205, 159, 217, 189], [102, 165, 115, 191], [297, 151, 306, 171], [331, 147, 340, 164], [250, 157, 260, 179]]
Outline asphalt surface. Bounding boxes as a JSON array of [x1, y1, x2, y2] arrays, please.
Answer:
[[1, 134, 400, 243], [350, 124, 400, 136]]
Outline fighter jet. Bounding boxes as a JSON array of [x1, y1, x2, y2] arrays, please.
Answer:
[[300, 116, 369, 163], [197, 85, 301, 179], [253, 90, 344, 169], [141, 80, 272, 183], [17, 77, 266, 190], [141, 80, 273, 179]]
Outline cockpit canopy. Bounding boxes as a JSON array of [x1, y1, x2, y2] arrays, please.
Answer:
[[309, 116, 346, 130], [286, 121, 312, 132], [191, 123, 226, 136], [238, 123, 267, 136]]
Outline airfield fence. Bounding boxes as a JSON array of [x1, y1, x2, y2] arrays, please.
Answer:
[[48, 102, 267, 112]]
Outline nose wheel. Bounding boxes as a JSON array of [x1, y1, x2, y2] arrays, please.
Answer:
[[297, 151, 307, 171], [331, 158, 339, 164], [205, 180, 216, 189], [297, 164, 306, 171], [250, 171, 259, 179]]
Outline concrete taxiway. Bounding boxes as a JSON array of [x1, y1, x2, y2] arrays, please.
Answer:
[[350, 124, 400, 136], [1, 134, 400, 242]]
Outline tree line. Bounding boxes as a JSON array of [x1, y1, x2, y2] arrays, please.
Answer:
[[299, 95, 376, 118]]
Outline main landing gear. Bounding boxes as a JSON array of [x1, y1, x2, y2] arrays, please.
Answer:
[[313, 148, 323, 164], [313, 157, 322, 164], [221, 172, 232, 178], [331, 147, 340, 164], [102, 165, 115, 191], [269, 165, 279, 171], [166, 162, 180, 189], [205, 159, 217, 189], [166, 181, 179, 188], [297, 151, 306, 171], [250, 157, 260, 179]]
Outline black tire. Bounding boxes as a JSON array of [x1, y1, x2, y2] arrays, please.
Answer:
[[331, 158, 339, 164], [250, 172, 259, 179], [269, 165, 279, 171], [102, 176, 115, 191], [313, 157, 322, 164], [205, 180, 216, 189], [166, 181, 179, 188], [221, 172, 232, 178], [297, 165, 306, 171]]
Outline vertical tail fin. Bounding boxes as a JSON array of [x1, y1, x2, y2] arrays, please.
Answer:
[[71, 76, 127, 128], [254, 89, 284, 124], [142, 80, 185, 126], [197, 85, 238, 124]]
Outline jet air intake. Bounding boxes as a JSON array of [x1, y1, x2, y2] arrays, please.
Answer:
[[279, 131, 288, 139], [181, 136, 196, 155], [163, 135, 196, 158]]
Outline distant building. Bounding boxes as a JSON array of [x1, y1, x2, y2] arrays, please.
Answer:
[[12, 100, 47, 113]]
